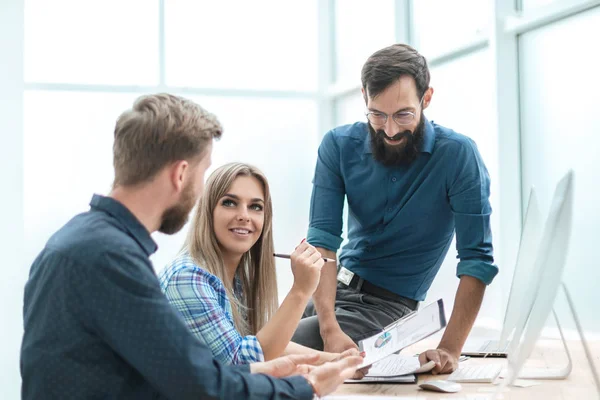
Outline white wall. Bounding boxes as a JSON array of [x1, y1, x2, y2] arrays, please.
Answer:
[[0, 0, 24, 398], [519, 6, 600, 335]]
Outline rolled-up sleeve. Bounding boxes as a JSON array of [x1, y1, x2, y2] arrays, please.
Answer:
[[448, 138, 498, 285], [308, 130, 346, 251], [162, 267, 265, 365]]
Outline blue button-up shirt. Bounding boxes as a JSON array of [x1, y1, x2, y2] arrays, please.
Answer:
[[308, 120, 497, 301], [21, 194, 313, 400]]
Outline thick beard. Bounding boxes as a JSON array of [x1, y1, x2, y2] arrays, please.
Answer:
[[159, 181, 196, 235], [369, 114, 425, 167]]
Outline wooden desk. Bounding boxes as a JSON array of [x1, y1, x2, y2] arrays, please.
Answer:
[[333, 338, 600, 399]]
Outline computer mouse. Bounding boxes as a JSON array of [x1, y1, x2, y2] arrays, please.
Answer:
[[419, 380, 462, 393]]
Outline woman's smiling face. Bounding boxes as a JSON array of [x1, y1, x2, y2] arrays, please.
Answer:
[[213, 175, 265, 258]]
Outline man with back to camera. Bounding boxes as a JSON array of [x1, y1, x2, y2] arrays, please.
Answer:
[[20, 93, 362, 399], [292, 43, 498, 374]]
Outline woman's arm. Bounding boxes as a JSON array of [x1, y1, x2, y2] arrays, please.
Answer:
[[255, 241, 325, 360], [161, 266, 264, 365], [283, 341, 340, 365]]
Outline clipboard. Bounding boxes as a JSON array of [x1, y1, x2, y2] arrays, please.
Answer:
[[345, 374, 417, 384], [358, 299, 447, 368]]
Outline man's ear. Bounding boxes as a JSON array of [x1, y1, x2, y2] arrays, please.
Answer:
[[422, 87, 434, 110], [170, 160, 189, 194]]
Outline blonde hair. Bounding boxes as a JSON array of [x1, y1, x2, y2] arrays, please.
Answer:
[[186, 162, 277, 335], [113, 93, 222, 187]]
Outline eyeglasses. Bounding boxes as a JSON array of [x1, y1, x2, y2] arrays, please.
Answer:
[[365, 96, 425, 126], [365, 110, 416, 126]]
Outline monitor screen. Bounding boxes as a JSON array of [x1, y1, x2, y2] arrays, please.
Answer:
[[499, 186, 543, 348], [505, 170, 574, 384]]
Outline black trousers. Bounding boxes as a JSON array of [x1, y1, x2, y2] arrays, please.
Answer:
[[291, 283, 416, 351]]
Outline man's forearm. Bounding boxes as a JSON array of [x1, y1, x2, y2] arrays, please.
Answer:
[[312, 247, 340, 333], [438, 275, 486, 356]]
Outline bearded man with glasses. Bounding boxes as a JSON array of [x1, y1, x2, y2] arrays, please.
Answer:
[[292, 44, 498, 376]]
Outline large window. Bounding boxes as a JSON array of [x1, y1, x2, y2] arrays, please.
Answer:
[[334, 90, 364, 126], [424, 49, 500, 322], [19, 0, 599, 343], [25, 0, 159, 85], [331, 1, 502, 325], [521, 0, 563, 11], [411, 0, 490, 58], [519, 6, 600, 334], [23, 1, 320, 300], [165, 0, 318, 91], [24, 91, 137, 262], [333, 0, 395, 85], [6, 1, 600, 399]]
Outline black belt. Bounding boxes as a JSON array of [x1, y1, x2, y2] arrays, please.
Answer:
[[342, 272, 418, 311]]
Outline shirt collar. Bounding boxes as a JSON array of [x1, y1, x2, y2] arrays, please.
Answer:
[[90, 194, 158, 256], [363, 118, 435, 155]]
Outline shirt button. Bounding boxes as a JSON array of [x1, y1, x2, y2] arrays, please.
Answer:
[[387, 207, 393, 212], [391, 177, 397, 182]]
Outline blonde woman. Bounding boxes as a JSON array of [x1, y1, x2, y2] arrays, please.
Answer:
[[159, 162, 339, 365]]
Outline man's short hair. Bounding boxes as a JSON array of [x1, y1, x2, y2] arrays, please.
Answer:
[[361, 43, 430, 100], [113, 93, 223, 187]]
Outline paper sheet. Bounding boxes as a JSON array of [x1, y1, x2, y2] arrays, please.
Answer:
[[344, 354, 435, 384], [366, 354, 435, 377]]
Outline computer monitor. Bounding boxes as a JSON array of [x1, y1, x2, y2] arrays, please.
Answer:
[[498, 186, 542, 348], [504, 170, 574, 384], [461, 186, 542, 357]]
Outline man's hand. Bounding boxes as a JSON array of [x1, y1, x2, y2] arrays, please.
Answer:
[[250, 354, 320, 378], [322, 327, 358, 354], [305, 355, 363, 397], [418, 348, 459, 375]]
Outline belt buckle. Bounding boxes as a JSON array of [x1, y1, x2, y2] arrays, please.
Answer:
[[337, 266, 354, 285]]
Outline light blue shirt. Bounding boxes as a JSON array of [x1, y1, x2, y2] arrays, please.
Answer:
[[159, 253, 265, 365], [307, 119, 497, 301]]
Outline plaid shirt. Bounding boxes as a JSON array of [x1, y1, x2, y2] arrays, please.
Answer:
[[159, 253, 264, 365]]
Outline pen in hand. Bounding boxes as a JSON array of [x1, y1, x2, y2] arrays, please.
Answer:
[[273, 253, 336, 263]]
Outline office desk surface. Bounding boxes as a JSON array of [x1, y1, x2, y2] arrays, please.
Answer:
[[333, 337, 600, 399]]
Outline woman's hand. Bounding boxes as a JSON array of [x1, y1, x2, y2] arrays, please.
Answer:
[[319, 349, 369, 380], [290, 240, 324, 298]]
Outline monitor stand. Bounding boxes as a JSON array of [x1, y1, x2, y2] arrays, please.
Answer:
[[515, 307, 572, 379], [510, 282, 600, 395]]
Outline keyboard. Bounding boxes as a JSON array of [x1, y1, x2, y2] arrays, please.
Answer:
[[479, 340, 510, 353], [448, 364, 503, 383]]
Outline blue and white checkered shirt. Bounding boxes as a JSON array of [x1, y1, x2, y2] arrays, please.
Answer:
[[159, 252, 264, 365]]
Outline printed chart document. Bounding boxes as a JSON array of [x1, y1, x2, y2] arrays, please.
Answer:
[[358, 299, 446, 368]]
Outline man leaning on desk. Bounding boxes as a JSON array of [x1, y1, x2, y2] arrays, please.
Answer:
[[292, 43, 498, 374]]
